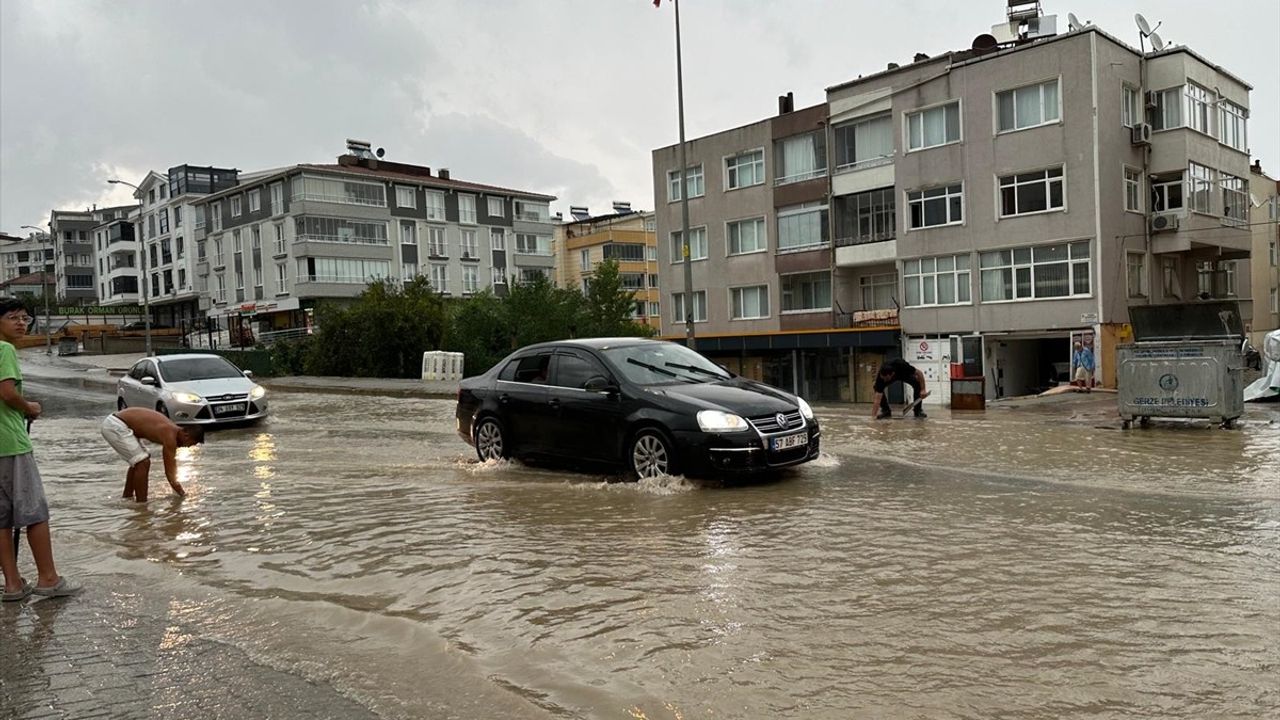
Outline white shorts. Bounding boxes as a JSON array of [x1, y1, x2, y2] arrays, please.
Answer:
[[102, 414, 149, 467], [1074, 366, 1092, 382]]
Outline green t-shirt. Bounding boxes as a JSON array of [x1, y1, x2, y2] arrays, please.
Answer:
[[0, 341, 32, 456]]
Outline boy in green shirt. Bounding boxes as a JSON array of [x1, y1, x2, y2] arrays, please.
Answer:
[[0, 299, 78, 600]]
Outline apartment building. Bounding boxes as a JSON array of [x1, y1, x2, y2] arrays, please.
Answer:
[[1247, 161, 1279, 345], [49, 205, 133, 303], [555, 205, 661, 333], [653, 9, 1255, 404], [188, 141, 556, 337], [0, 231, 54, 283], [93, 216, 140, 306]]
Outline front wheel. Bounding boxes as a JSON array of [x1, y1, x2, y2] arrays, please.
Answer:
[[630, 429, 676, 480], [157, 402, 170, 418], [474, 417, 508, 462]]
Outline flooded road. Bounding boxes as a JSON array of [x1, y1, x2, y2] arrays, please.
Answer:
[[15, 367, 1280, 719]]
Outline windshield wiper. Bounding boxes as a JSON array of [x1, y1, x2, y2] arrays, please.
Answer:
[[664, 362, 728, 380], [626, 358, 698, 382]]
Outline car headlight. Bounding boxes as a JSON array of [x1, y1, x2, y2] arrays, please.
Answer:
[[697, 410, 750, 433], [249, 385, 267, 400], [172, 392, 203, 404], [796, 397, 814, 420]]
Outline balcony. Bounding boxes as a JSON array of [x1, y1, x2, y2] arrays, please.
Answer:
[[295, 233, 389, 246]]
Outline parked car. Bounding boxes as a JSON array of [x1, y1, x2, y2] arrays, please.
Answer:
[[116, 353, 268, 425], [455, 338, 820, 479]]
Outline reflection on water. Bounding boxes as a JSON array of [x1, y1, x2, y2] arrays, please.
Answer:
[[27, 389, 1280, 719]]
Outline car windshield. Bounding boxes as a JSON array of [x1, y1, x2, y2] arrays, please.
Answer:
[[602, 343, 731, 386], [159, 357, 245, 382]]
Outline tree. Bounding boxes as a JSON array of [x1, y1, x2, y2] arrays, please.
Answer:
[[580, 259, 654, 338], [304, 277, 448, 378]]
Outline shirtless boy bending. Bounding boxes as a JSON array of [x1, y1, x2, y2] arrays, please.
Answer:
[[102, 408, 204, 502]]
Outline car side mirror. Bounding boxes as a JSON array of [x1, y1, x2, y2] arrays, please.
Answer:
[[141, 377, 157, 386], [243, 370, 254, 378], [583, 376, 616, 393]]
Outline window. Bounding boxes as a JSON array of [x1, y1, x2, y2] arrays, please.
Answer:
[[248, 189, 261, 213], [996, 80, 1059, 132], [1162, 257, 1181, 299], [461, 230, 477, 258], [402, 261, 419, 280], [904, 255, 971, 306], [1271, 288, 1278, 314], [980, 241, 1090, 301], [292, 175, 387, 207], [148, 215, 156, 238], [1270, 239, 1277, 267], [1148, 87, 1182, 131], [1184, 83, 1213, 135], [1197, 261, 1237, 298], [579, 249, 590, 270], [490, 228, 505, 250], [1122, 86, 1139, 128], [647, 246, 658, 261], [907, 184, 964, 229], [195, 205, 207, 231], [603, 243, 645, 261], [428, 227, 447, 257], [487, 196, 505, 217], [159, 209, 169, 234], [860, 273, 897, 310], [462, 266, 478, 294], [492, 267, 507, 285], [1127, 252, 1148, 298], [515, 234, 551, 255], [425, 191, 446, 220], [672, 291, 707, 323], [214, 274, 226, 302], [458, 194, 477, 224], [163, 270, 174, 294], [834, 114, 894, 169], [232, 229, 242, 253], [251, 226, 261, 250], [515, 201, 550, 222], [727, 217, 766, 255], [270, 183, 283, 215], [1188, 163, 1215, 214], [730, 285, 770, 320], [518, 267, 548, 284], [174, 207, 182, 227], [648, 274, 658, 289], [725, 150, 765, 189], [1219, 100, 1247, 152], [299, 257, 390, 284], [834, 188, 894, 245], [907, 101, 961, 150], [230, 196, 242, 217], [619, 273, 645, 290], [1151, 173, 1184, 212], [1124, 168, 1143, 213], [295, 217, 389, 244], [276, 263, 287, 290], [667, 165, 705, 201], [178, 268, 187, 290], [998, 167, 1064, 217], [274, 224, 285, 254], [670, 227, 707, 262], [648, 301, 660, 317], [777, 202, 829, 251], [429, 264, 448, 292], [176, 237, 185, 259], [781, 272, 831, 312], [213, 237, 223, 262], [774, 131, 827, 185], [396, 186, 417, 208], [400, 220, 416, 245], [1221, 174, 1247, 225]]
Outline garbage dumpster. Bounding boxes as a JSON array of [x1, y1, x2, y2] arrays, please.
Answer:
[[57, 336, 79, 356], [1117, 301, 1246, 429]]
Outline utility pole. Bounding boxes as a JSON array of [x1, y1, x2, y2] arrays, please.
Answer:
[[671, 0, 696, 350]]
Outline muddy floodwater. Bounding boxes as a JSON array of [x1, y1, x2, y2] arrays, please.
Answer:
[[15, 368, 1280, 718]]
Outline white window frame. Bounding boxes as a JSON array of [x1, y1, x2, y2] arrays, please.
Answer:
[[429, 263, 448, 293], [1270, 287, 1278, 314], [997, 166, 1065, 218], [270, 182, 283, 216], [275, 263, 287, 292], [833, 113, 895, 170], [860, 272, 898, 310], [491, 267, 507, 286], [274, 223, 286, 254], [230, 196, 242, 218], [490, 228, 505, 251], [902, 254, 972, 307], [425, 191, 446, 221], [1184, 82, 1214, 137], [487, 196, 505, 218], [1219, 100, 1247, 153], [725, 217, 767, 256], [1127, 251, 1148, 298], [667, 165, 705, 202], [905, 100, 962, 152], [211, 202, 222, 231], [780, 271, 832, 314], [777, 201, 830, 252], [648, 301, 660, 318], [248, 189, 261, 213], [672, 290, 707, 324], [458, 194, 477, 224], [395, 185, 417, 209], [979, 241, 1091, 303], [1122, 85, 1139, 128], [462, 265, 478, 294], [1124, 166, 1143, 214], [1152, 174, 1185, 212], [1149, 87, 1183, 131], [579, 248, 590, 271], [729, 284, 770, 321], [399, 220, 417, 245], [995, 78, 1061, 134], [460, 229, 477, 259], [906, 183, 964, 230], [1162, 257, 1182, 300], [427, 226, 447, 257], [1221, 174, 1248, 226], [670, 226, 708, 263], [724, 149, 765, 191], [1188, 162, 1215, 215]]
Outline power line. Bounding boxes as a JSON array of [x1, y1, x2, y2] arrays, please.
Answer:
[[1114, 218, 1278, 241]]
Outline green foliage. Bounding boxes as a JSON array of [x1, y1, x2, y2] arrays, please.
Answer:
[[303, 277, 448, 378], [268, 337, 311, 375], [580, 259, 656, 339]]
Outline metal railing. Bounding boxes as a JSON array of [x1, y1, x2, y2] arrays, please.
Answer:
[[295, 233, 389, 246]]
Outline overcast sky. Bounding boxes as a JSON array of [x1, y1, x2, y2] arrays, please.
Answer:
[[2, 0, 1277, 233]]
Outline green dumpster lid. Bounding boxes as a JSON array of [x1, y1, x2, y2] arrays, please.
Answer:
[[1128, 301, 1244, 342]]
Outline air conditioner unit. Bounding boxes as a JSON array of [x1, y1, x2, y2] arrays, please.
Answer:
[[1130, 122, 1153, 145], [1144, 90, 1160, 109], [1150, 213, 1181, 233]]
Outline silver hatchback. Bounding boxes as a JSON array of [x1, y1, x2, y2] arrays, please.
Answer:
[[116, 353, 269, 425]]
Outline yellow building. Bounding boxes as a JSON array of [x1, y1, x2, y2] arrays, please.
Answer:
[[556, 207, 660, 333]]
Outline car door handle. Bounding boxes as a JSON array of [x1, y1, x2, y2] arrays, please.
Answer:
[[547, 398, 561, 409], [498, 393, 510, 404]]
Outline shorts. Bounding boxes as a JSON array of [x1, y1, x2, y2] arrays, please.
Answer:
[[1074, 366, 1092, 382], [0, 453, 50, 529], [102, 414, 149, 467]]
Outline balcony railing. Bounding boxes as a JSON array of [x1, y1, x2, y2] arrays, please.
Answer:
[[516, 211, 551, 223], [297, 274, 385, 284], [294, 233, 389, 246], [834, 155, 894, 174], [515, 246, 553, 256], [834, 230, 895, 247], [774, 168, 827, 186]]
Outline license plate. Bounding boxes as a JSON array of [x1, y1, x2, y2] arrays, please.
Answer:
[[214, 403, 246, 415], [771, 432, 808, 451]]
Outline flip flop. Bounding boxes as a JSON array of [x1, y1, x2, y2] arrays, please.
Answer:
[[2, 581, 33, 602], [31, 577, 81, 598]]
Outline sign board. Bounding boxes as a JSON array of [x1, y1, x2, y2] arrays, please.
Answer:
[[913, 338, 937, 362], [1080, 312, 1099, 324], [55, 305, 143, 315]]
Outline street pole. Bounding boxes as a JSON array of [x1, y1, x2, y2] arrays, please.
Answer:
[[19, 225, 52, 354], [108, 179, 152, 356], [673, 0, 695, 351]]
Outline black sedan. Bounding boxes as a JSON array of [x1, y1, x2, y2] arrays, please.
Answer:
[[455, 338, 820, 479]]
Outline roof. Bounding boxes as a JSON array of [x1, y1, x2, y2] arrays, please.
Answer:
[[521, 337, 662, 352], [0, 272, 55, 287], [563, 210, 642, 227]]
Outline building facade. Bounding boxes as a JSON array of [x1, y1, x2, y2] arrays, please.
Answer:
[[556, 208, 661, 332], [0, 231, 54, 284], [1248, 162, 1279, 345], [49, 205, 133, 303]]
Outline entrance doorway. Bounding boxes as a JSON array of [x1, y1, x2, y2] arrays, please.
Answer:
[[987, 336, 1071, 398]]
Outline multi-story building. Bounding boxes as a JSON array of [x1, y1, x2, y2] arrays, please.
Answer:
[[0, 231, 54, 283], [1248, 161, 1279, 345], [188, 141, 557, 336], [653, 7, 1254, 404], [93, 216, 140, 307], [49, 205, 133, 303], [555, 205, 661, 332]]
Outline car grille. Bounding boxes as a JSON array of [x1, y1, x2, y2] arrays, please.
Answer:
[[747, 410, 804, 434], [206, 392, 248, 402]]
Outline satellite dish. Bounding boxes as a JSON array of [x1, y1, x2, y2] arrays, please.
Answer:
[[376, 147, 385, 158], [1135, 13, 1151, 36], [1068, 12, 1081, 31], [1149, 32, 1165, 51], [972, 33, 998, 52]]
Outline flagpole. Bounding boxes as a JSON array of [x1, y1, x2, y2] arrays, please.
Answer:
[[673, 0, 696, 350]]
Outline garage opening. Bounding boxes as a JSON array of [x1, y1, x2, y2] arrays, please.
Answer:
[[991, 336, 1071, 398]]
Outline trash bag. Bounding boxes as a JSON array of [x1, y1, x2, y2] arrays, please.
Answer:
[[1244, 329, 1280, 402]]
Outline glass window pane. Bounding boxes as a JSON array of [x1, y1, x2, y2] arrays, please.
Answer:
[[923, 198, 946, 226], [1014, 247, 1032, 264], [958, 272, 971, 302], [937, 255, 954, 272], [1042, 81, 1059, 121], [998, 92, 1015, 131], [945, 103, 960, 141], [938, 275, 955, 304], [905, 276, 921, 306], [1073, 261, 1090, 294], [922, 277, 936, 304], [1015, 267, 1032, 297], [1016, 86, 1041, 126], [1034, 244, 1067, 262]]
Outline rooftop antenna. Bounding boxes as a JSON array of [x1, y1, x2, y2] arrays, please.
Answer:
[[1134, 13, 1162, 54], [1135, 13, 1152, 36], [1067, 12, 1086, 31], [1149, 31, 1165, 51]]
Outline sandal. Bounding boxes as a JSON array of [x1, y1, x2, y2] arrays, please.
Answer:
[[32, 577, 81, 598], [2, 581, 33, 602]]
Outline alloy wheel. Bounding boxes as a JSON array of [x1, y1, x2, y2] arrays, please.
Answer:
[[631, 432, 671, 479], [475, 419, 505, 461]]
